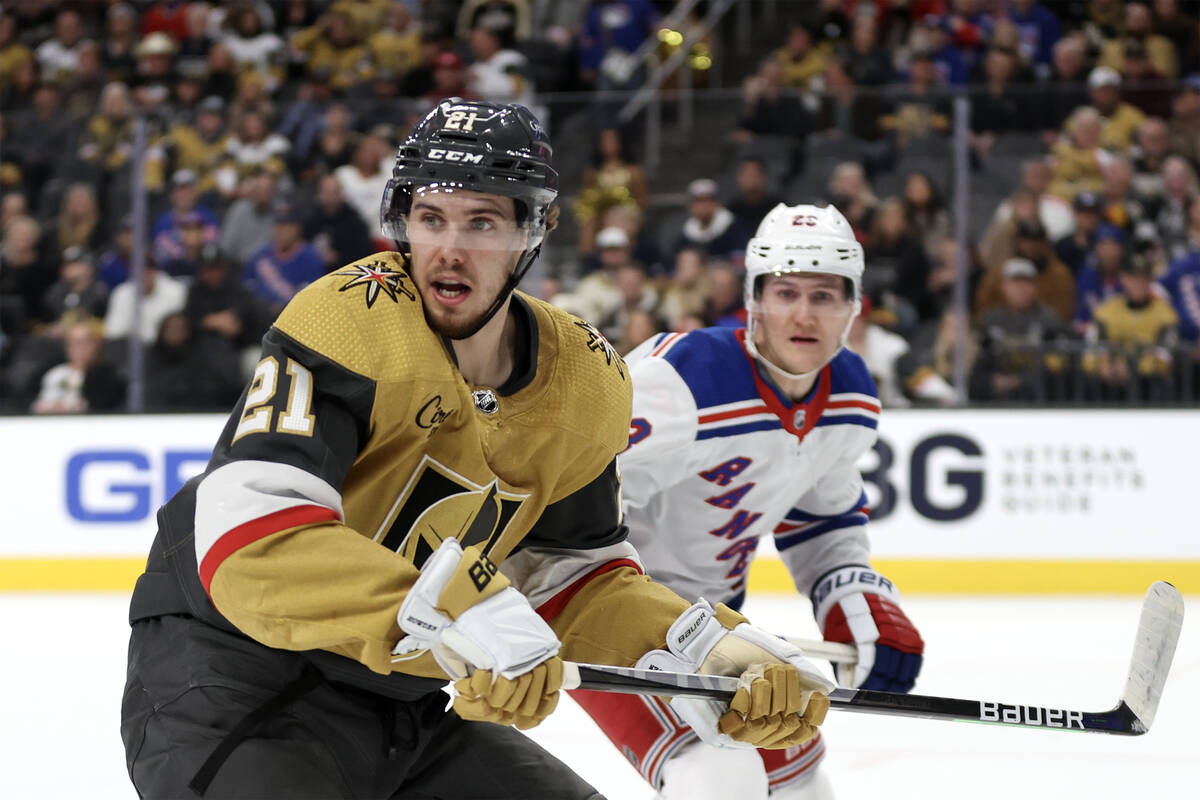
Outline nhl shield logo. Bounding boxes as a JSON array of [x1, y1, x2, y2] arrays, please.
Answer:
[[473, 389, 499, 415], [792, 407, 805, 429]]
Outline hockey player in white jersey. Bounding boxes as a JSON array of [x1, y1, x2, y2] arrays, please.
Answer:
[[571, 204, 924, 799]]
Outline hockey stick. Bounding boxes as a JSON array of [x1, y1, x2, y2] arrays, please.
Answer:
[[786, 638, 857, 665], [563, 581, 1183, 736]]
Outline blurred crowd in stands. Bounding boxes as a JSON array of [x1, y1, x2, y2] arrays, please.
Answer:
[[3, 0, 1200, 414]]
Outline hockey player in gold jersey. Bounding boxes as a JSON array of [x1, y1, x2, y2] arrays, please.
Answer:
[[120, 99, 832, 798]]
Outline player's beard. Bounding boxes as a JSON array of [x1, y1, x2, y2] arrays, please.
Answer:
[[421, 281, 511, 340]]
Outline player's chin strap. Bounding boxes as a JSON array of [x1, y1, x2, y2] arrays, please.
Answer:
[[743, 298, 860, 384], [449, 244, 540, 341]]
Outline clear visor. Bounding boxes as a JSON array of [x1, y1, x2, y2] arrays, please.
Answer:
[[749, 269, 858, 317], [381, 182, 545, 255]]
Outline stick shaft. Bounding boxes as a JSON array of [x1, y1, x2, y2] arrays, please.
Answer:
[[564, 661, 1144, 735]]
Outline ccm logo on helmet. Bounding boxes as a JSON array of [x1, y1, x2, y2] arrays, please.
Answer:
[[792, 214, 818, 226], [426, 148, 484, 164]]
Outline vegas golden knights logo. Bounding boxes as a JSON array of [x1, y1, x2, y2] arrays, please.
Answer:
[[375, 456, 528, 568]]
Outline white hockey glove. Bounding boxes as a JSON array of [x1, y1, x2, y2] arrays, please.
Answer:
[[393, 538, 563, 728], [813, 565, 924, 692], [637, 600, 834, 750]]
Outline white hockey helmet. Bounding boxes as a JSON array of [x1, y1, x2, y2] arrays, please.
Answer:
[[743, 203, 864, 308], [743, 203, 865, 382]]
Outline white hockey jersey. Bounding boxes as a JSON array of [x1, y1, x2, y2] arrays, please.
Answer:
[[618, 327, 880, 610]]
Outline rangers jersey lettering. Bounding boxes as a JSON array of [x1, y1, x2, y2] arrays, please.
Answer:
[[619, 327, 880, 607]]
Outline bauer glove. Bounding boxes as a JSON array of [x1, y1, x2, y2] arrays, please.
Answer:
[[394, 538, 562, 728], [637, 600, 834, 750]]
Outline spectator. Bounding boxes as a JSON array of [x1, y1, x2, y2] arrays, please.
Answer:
[[0, 11, 34, 91], [1168, 74, 1200, 165], [289, 8, 369, 92], [703, 262, 746, 326], [1037, 34, 1091, 138], [142, 0, 191, 42], [1097, 2, 1179, 79], [0, 55, 37, 114], [422, 50, 473, 104], [334, 130, 392, 236], [903, 171, 953, 264], [104, 258, 188, 345], [1087, 66, 1148, 154], [969, 47, 1032, 159], [977, 217, 1076, 324], [220, 167, 279, 265], [132, 32, 180, 112], [160, 212, 213, 279], [456, 0, 532, 43], [78, 81, 137, 182], [618, 308, 662, 355], [30, 316, 124, 414], [551, 225, 632, 327], [595, 262, 658, 345], [218, 2, 284, 93], [0, 215, 53, 336], [842, 13, 892, 86], [97, 216, 134, 290], [1084, 255, 1179, 400], [1007, 0, 1061, 78], [1154, 156, 1198, 260], [813, 56, 883, 142], [201, 41, 239, 99], [670, 178, 751, 262], [144, 310, 244, 412], [34, 9, 85, 84], [1099, 156, 1149, 232], [913, 14, 969, 86], [578, 0, 659, 91], [153, 169, 219, 265], [726, 158, 783, 234], [575, 127, 649, 254], [101, 3, 140, 84], [42, 246, 108, 324], [589, 204, 665, 278], [849, 297, 956, 407], [243, 204, 327, 313], [1131, 117, 1172, 201], [1153, 0, 1197, 70], [1074, 223, 1129, 330], [970, 257, 1072, 402], [1159, 233, 1200, 343], [773, 23, 827, 90], [657, 247, 711, 330], [367, 2, 422, 79], [827, 161, 877, 244], [865, 197, 931, 331], [1056, 191, 1105, 275], [733, 57, 812, 144], [1118, 39, 1174, 118], [467, 24, 534, 108], [218, 107, 289, 190], [185, 244, 270, 363], [1049, 106, 1113, 202], [150, 95, 231, 198], [878, 49, 952, 149], [49, 183, 104, 256], [175, 3, 213, 79], [304, 174, 374, 268], [7, 81, 74, 212]]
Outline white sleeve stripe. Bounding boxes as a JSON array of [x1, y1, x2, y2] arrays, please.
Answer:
[[822, 406, 880, 419], [194, 460, 344, 568], [696, 398, 770, 415], [498, 542, 644, 610], [826, 392, 880, 406]]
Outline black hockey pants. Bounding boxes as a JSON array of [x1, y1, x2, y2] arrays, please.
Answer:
[[121, 614, 605, 799]]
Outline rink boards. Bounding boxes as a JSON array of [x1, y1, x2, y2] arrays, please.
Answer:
[[1, 411, 1197, 593]]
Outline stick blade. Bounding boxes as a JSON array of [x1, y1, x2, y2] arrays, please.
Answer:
[[1121, 581, 1184, 733]]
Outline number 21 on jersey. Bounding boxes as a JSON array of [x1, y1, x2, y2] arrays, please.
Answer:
[[233, 356, 316, 441]]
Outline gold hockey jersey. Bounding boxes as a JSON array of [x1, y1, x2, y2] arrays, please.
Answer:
[[130, 252, 689, 698]]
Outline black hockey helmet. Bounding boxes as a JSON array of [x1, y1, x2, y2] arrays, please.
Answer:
[[381, 98, 558, 251]]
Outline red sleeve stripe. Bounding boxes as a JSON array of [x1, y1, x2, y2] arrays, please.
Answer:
[[199, 504, 340, 594], [825, 399, 881, 412], [651, 332, 684, 357], [535, 558, 643, 622], [697, 405, 771, 424]]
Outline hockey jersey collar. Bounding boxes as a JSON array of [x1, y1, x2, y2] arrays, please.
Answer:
[[736, 328, 831, 443]]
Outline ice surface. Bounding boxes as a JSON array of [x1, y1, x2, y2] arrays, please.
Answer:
[[2, 593, 1193, 799]]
